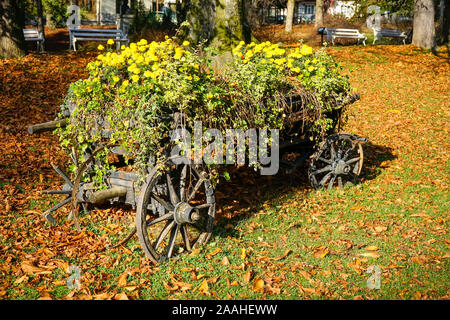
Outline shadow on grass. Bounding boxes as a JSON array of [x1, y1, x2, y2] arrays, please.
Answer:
[[213, 140, 396, 238]]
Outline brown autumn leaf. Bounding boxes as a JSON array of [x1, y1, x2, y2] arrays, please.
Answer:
[[114, 293, 129, 300], [366, 245, 379, 251], [272, 248, 292, 261], [117, 271, 128, 287], [94, 292, 114, 300], [206, 247, 222, 258], [220, 256, 230, 265], [359, 252, 381, 259], [21, 261, 52, 275], [243, 270, 253, 283], [14, 275, 29, 285], [198, 279, 210, 295], [208, 276, 219, 284], [313, 246, 329, 259]]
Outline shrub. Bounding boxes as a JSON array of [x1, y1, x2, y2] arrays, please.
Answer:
[[57, 38, 352, 183]]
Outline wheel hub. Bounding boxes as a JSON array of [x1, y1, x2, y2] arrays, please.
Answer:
[[333, 159, 351, 175], [173, 202, 200, 225]]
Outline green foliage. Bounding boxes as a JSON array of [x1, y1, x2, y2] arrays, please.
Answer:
[[56, 38, 352, 185], [353, 0, 414, 17], [42, 0, 69, 27]]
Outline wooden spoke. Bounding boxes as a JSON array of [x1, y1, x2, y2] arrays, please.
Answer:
[[146, 212, 173, 227], [328, 176, 336, 190], [179, 164, 187, 202], [166, 174, 180, 205], [311, 165, 332, 176], [187, 178, 203, 202], [318, 157, 333, 164], [346, 157, 361, 165], [180, 225, 191, 252], [154, 220, 175, 249], [319, 172, 332, 186], [166, 224, 180, 258], [196, 203, 212, 210], [151, 193, 174, 211]]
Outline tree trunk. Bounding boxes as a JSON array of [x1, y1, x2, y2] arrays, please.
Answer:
[[315, 0, 324, 28], [185, 0, 251, 51], [437, 0, 449, 44], [35, 0, 45, 51], [0, 0, 26, 58], [246, 0, 261, 29], [412, 0, 435, 49], [285, 0, 295, 33]]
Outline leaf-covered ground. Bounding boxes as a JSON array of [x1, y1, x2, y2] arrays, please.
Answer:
[[0, 30, 449, 299]]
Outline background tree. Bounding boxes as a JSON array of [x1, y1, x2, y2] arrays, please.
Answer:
[[185, 0, 251, 50], [315, 0, 324, 28], [437, 0, 449, 44], [412, 0, 435, 49], [35, 0, 45, 51], [0, 0, 26, 58], [285, 0, 295, 32]]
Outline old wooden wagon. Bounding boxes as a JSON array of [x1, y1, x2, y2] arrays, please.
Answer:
[[27, 91, 367, 263]]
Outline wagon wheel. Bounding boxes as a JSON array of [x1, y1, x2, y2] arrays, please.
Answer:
[[41, 144, 112, 225], [136, 156, 215, 263], [40, 147, 89, 224], [308, 133, 364, 190]]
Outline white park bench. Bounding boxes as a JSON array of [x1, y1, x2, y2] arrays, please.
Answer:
[[373, 28, 407, 44], [325, 28, 367, 46], [23, 28, 44, 52], [69, 28, 129, 51]]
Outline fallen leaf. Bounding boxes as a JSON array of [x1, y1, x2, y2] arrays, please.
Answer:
[[114, 293, 129, 300], [198, 279, 210, 295], [117, 271, 128, 287], [206, 247, 222, 258], [21, 261, 52, 275], [220, 256, 230, 265], [252, 278, 264, 293], [243, 270, 253, 283]]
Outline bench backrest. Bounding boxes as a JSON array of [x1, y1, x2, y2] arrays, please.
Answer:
[[70, 28, 126, 39], [23, 28, 42, 39], [379, 29, 404, 36], [326, 28, 361, 35]]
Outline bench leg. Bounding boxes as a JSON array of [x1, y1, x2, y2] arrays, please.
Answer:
[[72, 39, 77, 52]]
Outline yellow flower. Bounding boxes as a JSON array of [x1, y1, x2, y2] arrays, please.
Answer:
[[112, 76, 120, 83], [144, 70, 153, 78], [131, 74, 139, 82], [132, 68, 141, 75], [98, 44, 104, 51], [122, 80, 129, 87], [308, 66, 314, 72], [182, 40, 190, 46], [107, 39, 115, 45], [300, 44, 313, 55]]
